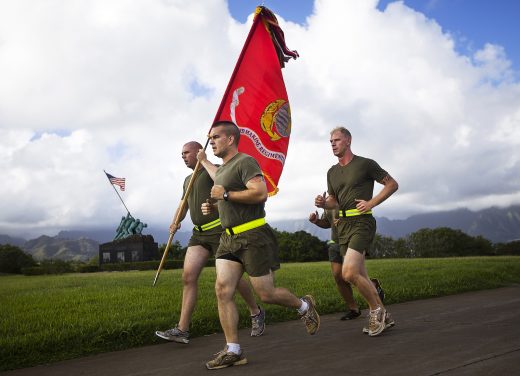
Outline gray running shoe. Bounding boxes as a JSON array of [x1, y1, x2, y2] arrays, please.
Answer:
[[250, 306, 266, 337], [363, 311, 395, 334], [368, 306, 387, 337], [206, 347, 248, 370], [155, 325, 190, 344], [299, 295, 320, 335]]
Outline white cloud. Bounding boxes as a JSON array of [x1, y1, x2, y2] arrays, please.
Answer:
[[0, 0, 519, 238]]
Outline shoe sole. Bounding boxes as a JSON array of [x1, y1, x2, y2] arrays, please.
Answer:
[[304, 295, 320, 335], [206, 358, 248, 370], [154, 331, 189, 344]]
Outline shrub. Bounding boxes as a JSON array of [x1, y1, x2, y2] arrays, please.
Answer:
[[0, 245, 36, 274]]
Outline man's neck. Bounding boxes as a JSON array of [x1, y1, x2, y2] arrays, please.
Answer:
[[337, 151, 354, 166], [222, 149, 239, 164]]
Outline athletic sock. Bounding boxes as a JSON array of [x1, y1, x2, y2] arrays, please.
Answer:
[[251, 305, 261, 318], [297, 299, 309, 315], [227, 343, 241, 354]]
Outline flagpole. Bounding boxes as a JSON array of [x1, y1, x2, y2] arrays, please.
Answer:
[[152, 138, 210, 286], [103, 170, 131, 216]]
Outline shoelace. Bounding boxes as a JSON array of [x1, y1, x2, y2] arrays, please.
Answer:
[[368, 308, 382, 328]]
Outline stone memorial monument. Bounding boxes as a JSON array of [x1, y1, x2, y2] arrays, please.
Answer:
[[99, 213, 158, 265]]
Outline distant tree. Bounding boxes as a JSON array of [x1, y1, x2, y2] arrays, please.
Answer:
[[273, 229, 327, 262], [394, 238, 413, 258], [0, 244, 36, 274], [39, 259, 74, 274], [494, 240, 520, 256], [370, 234, 396, 258], [88, 255, 99, 265], [158, 241, 186, 260], [407, 227, 493, 257]]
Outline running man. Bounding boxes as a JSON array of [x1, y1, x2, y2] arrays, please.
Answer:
[[198, 121, 320, 369], [155, 141, 265, 345], [315, 126, 398, 337], [309, 208, 361, 320]]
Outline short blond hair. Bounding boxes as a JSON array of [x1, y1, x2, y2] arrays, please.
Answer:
[[330, 126, 351, 138]]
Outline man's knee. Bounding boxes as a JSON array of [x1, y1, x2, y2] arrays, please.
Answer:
[[214, 279, 235, 301], [182, 269, 199, 286], [342, 267, 359, 285]]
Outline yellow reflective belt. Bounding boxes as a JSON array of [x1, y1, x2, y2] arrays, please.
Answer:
[[338, 209, 372, 217], [194, 218, 221, 232], [225, 218, 266, 235]]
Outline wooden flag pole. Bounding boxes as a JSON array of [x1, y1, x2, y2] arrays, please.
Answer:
[[152, 138, 210, 286]]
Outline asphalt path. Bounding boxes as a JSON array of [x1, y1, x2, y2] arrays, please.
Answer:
[[3, 286, 520, 376]]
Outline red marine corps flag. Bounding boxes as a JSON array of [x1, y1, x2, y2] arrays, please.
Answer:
[[213, 6, 298, 196]]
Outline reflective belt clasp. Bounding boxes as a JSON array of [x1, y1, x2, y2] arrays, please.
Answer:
[[225, 218, 266, 235]]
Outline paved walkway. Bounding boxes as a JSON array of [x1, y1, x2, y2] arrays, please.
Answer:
[[3, 286, 520, 375]]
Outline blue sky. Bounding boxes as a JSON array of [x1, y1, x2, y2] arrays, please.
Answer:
[[229, 0, 520, 72]]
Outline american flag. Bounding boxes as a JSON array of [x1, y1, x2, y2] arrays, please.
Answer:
[[105, 172, 125, 191]]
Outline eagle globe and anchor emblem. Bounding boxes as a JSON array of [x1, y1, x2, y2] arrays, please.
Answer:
[[230, 86, 291, 142], [260, 99, 291, 141]]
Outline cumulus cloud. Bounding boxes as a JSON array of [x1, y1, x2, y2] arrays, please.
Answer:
[[0, 0, 519, 237]]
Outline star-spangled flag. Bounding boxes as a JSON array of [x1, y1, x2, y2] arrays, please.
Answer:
[[213, 6, 298, 196], [105, 172, 125, 191]]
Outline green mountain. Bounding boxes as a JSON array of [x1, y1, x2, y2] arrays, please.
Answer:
[[23, 235, 99, 262]]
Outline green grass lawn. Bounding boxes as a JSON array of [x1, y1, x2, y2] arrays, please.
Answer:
[[1, 256, 519, 371]]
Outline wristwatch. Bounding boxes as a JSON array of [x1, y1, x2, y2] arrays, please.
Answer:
[[223, 191, 229, 201]]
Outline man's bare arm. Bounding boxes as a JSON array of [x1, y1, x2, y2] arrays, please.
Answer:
[[196, 149, 218, 180], [210, 175, 267, 204], [355, 174, 399, 212]]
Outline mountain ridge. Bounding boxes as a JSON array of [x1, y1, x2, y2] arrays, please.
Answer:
[[1, 205, 519, 261]]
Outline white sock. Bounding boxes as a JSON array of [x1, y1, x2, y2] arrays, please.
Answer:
[[297, 299, 309, 315], [227, 343, 241, 354]]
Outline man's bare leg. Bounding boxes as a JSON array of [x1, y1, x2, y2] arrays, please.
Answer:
[[237, 277, 260, 315], [249, 271, 301, 307], [215, 259, 244, 344], [342, 249, 383, 311], [250, 271, 320, 335], [331, 262, 358, 310], [178, 245, 210, 331]]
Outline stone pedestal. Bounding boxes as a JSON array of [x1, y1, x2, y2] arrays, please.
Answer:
[[99, 234, 158, 265]]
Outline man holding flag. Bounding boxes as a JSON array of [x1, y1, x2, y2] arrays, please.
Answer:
[[198, 121, 320, 369], [182, 6, 313, 368]]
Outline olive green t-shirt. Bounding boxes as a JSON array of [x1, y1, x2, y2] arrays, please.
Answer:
[[327, 155, 388, 212], [322, 209, 339, 243], [183, 168, 219, 226], [214, 153, 265, 229]]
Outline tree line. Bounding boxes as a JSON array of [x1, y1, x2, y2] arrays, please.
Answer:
[[1, 227, 519, 274]]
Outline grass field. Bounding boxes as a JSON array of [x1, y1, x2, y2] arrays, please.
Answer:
[[1, 256, 520, 371]]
